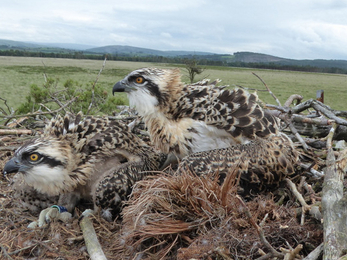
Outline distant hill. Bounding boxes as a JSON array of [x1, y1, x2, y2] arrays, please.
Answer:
[[233, 52, 285, 63], [37, 42, 97, 50], [1, 39, 347, 71], [0, 39, 43, 49], [86, 45, 216, 57], [233, 52, 347, 70]]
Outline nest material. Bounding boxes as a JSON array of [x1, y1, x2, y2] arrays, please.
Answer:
[[114, 169, 322, 259]]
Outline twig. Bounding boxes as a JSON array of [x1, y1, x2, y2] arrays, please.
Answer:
[[0, 244, 14, 260], [0, 129, 33, 135], [284, 94, 303, 107], [286, 120, 309, 151], [236, 195, 283, 258], [0, 145, 20, 151], [235, 84, 269, 92], [326, 123, 337, 149], [6, 244, 39, 256], [38, 103, 54, 115], [282, 244, 303, 260], [286, 178, 311, 225], [50, 95, 67, 112], [0, 97, 77, 120], [79, 212, 107, 260], [292, 100, 347, 126], [299, 163, 324, 178], [302, 243, 323, 260], [87, 57, 107, 115], [0, 97, 12, 116], [252, 72, 281, 106]]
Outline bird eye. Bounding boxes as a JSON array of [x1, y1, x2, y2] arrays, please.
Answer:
[[135, 76, 144, 84], [29, 153, 41, 162]]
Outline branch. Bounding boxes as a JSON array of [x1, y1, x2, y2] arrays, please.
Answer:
[[236, 195, 283, 258], [286, 119, 309, 151], [0, 97, 78, 120], [292, 100, 347, 126], [87, 57, 107, 115], [252, 72, 281, 106], [79, 212, 107, 260], [283, 94, 303, 107], [0, 129, 33, 135], [0, 97, 12, 116], [302, 243, 323, 260], [322, 123, 347, 259]]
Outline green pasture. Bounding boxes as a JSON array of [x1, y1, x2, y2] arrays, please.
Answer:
[[0, 56, 346, 113]]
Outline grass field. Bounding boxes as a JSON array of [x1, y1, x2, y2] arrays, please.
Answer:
[[0, 56, 346, 113]]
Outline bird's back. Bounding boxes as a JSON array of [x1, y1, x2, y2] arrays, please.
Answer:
[[151, 81, 279, 157], [178, 133, 299, 194]]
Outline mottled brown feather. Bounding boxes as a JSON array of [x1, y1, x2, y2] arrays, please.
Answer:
[[114, 68, 279, 158], [6, 112, 167, 219], [177, 133, 299, 193]]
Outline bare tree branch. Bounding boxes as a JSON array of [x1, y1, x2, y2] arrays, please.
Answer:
[[252, 72, 282, 106], [87, 57, 107, 115]]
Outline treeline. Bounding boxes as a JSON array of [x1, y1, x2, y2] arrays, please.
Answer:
[[1, 49, 346, 74]]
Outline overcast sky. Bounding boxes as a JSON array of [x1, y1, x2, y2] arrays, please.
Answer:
[[1, 0, 347, 60]]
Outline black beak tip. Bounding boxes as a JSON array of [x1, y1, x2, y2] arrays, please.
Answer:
[[112, 81, 125, 96], [3, 158, 20, 176]]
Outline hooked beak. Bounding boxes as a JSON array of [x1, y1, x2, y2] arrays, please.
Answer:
[[112, 81, 136, 96], [3, 157, 20, 176]]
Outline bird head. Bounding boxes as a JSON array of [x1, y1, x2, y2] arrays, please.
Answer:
[[113, 68, 182, 116], [3, 137, 78, 196], [3, 112, 122, 196]]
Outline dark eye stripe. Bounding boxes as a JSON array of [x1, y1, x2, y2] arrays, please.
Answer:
[[43, 157, 64, 168], [23, 152, 63, 168]]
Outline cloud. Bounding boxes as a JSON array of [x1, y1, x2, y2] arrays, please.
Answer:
[[0, 0, 347, 59]]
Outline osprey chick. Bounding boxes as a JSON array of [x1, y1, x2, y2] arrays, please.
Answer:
[[113, 68, 278, 159], [3, 112, 167, 223]]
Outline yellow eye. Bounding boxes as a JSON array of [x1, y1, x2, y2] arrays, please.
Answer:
[[29, 153, 40, 161], [135, 76, 144, 84]]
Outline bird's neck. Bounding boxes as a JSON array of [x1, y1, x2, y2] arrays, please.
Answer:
[[142, 112, 193, 157]]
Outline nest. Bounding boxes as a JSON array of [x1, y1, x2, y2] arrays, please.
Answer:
[[0, 106, 336, 259], [112, 169, 322, 259]]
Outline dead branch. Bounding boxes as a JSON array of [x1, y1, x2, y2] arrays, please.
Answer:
[[299, 163, 324, 178], [267, 100, 347, 141], [252, 72, 282, 106], [302, 243, 323, 260], [287, 120, 309, 151], [236, 195, 283, 259], [284, 94, 303, 107], [281, 244, 303, 260], [292, 99, 347, 126], [322, 122, 347, 259], [87, 57, 107, 115], [286, 178, 322, 224], [0, 97, 77, 121], [0, 129, 33, 136], [0, 97, 12, 116], [79, 212, 107, 260]]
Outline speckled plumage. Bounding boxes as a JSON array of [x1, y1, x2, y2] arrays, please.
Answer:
[[4, 112, 167, 219], [113, 68, 279, 159], [178, 133, 299, 193]]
